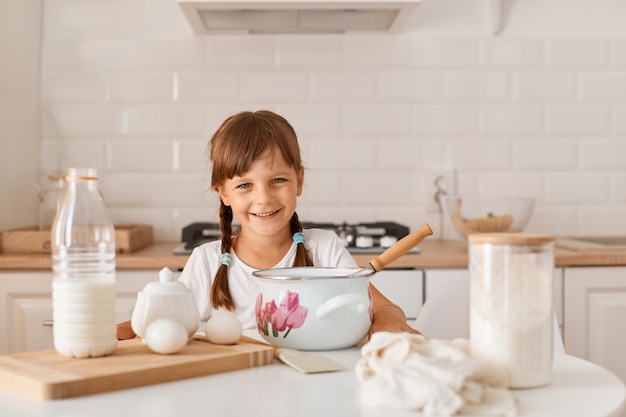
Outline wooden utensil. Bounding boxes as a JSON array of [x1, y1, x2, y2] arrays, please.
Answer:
[[238, 335, 344, 374], [349, 223, 433, 277]]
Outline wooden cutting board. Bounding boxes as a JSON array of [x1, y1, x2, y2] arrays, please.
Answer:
[[0, 338, 274, 400]]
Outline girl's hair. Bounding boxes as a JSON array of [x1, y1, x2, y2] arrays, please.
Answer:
[[209, 110, 313, 310]]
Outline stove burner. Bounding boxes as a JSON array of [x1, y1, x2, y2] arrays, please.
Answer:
[[177, 221, 411, 256]]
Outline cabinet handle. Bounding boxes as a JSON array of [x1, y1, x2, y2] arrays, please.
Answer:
[[42, 320, 53, 327]]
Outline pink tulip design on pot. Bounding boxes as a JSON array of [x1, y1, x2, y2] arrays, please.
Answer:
[[255, 291, 308, 338]]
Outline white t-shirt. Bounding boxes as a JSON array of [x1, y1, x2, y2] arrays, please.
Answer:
[[178, 229, 358, 329]]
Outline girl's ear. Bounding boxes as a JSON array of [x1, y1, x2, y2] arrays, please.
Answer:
[[296, 167, 304, 197], [218, 186, 231, 206]]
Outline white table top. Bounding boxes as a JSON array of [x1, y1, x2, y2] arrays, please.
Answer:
[[0, 345, 624, 417]]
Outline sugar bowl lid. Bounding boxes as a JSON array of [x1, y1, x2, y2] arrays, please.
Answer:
[[142, 267, 189, 294]]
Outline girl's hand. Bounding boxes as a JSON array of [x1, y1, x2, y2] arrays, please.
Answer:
[[117, 320, 137, 340], [359, 304, 422, 346]]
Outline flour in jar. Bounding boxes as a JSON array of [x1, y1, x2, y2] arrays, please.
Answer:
[[469, 241, 554, 388], [470, 307, 552, 388]]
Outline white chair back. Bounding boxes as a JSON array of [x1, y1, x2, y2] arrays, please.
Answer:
[[414, 281, 564, 353]]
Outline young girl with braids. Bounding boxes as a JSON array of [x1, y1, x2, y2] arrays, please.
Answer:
[[117, 110, 419, 341]]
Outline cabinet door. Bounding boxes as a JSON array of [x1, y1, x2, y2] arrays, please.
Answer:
[[0, 270, 170, 354], [564, 267, 626, 381], [369, 269, 423, 320], [0, 272, 53, 354]]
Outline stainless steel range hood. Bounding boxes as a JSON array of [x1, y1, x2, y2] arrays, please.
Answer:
[[177, 0, 421, 34]]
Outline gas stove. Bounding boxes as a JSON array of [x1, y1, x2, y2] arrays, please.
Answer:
[[174, 221, 419, 255]]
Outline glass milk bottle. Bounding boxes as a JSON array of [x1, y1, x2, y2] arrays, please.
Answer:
[[51, 168, 117, 358], [468, 233, 555, 388]]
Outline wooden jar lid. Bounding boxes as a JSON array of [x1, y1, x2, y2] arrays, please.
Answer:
[[468, 233, 555, 246]]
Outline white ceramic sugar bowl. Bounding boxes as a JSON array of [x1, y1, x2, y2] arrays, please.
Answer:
[[131, 267, 200, 338]]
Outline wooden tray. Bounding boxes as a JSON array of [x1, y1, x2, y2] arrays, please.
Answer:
[[0, 224, 153, 254], [0, 338, 274, 400]]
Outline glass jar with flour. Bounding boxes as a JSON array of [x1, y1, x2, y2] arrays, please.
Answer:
[[468, 233, 555, 388]]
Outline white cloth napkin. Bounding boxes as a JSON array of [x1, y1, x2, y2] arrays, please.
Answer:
[[355, 332, 516, 417]]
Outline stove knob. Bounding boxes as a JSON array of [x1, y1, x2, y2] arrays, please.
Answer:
[[355, 235, 374, 249], [380, 235, 398, 248]]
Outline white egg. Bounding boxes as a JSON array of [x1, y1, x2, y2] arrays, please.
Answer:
[[205, 312, 243, 345], [144, 318, 189, 354]]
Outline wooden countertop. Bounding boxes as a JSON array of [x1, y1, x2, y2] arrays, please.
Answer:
[[2, 240, 626, 271]]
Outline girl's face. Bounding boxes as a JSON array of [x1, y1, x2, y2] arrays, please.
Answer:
[[218, 150, 304, 240]]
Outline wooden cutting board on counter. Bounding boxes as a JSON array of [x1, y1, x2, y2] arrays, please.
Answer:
[[0, 338, 274, 400]]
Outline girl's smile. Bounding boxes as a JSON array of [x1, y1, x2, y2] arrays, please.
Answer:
[[253, 209, 280, 217]]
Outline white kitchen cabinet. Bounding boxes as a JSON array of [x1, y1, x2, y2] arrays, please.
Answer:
[[564, 266, 626, 398], [422, 268, 564, 336], [0, 270, 165, 354], [369, 269, 424, 320]]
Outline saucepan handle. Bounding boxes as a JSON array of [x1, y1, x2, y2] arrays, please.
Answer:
[[316, 293, 370, 319]]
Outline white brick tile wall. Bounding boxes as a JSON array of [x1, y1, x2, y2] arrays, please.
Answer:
[[311, 71, 375, 101], [344, 104, 412, 136], [107, 139, 174, 172], [275, 36, 342, 68], [482, 105, 544, 136], [612, 106, 626, 134], [613, 174, 626, 202], [547, 38, 609, 68], [477, 172, 544, 201], [175, 139, 210, 174], [580, 139, 626, 169], [40, 140, 60, 172], [378, 70, 444, 101], [581, 72, 626, 101], [378, 139, 444, 171], [447, 139, 510, 170], [344, 35, 412, 67], [175, 71, 239, 102], [530, 207, 578, 236], [299, 172, 343, 206], [308, 139, 377, 170], [241, 71, 309, 101], [34, 0, 626, 239], [512, 139, 578, 169], [612, 39, 626, 68], [548, 104, 610, 136], [43, 105, 127, 137], [343, 173, 411, 205], [276, 104, 342, 137], [412, 105, 479, 135], [513, 71, 578, 101], [481, 38, 545, 68], [412, 38, 478, 67], [126, 104, 206, 136], [580, 207, 626, 235], [204, 37, 275, 68], [110, 71, 173, 103], [446, 71, 509, 101], [100, 174, 208, 207], [43, 72, 109, 103], [55, 38, 206, 70], [58, 139, 106, 171], [547, 173, 610, 203]]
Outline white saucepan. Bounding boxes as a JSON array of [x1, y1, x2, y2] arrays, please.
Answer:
[[252, 223, 433, 350]]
